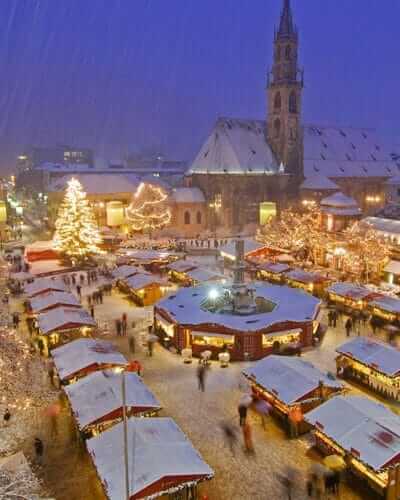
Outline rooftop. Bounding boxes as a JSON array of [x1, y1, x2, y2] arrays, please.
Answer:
[[48, 173, 139, 195], [37, 307, 96, 335], [24, 277, 67, 298], [29, 291, 80, 314], [300, 175, 339, 191], [171, 187, 205, 203], [328, 282, 373, 301]]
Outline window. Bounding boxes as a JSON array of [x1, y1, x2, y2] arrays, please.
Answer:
[[184, 211, 191, 225], [274, 118, 281, 139], [274, 92, 281, 111], [289, 92, 297, 113], [276, 46, 281, 61], [285, 45, 291, 60], [196, 211, 202, 224]]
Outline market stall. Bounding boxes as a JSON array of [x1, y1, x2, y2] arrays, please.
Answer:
[[242, 355, 344, 434], [284, 269, 330, 298], [64, 370, 161, 437], [121, 273, 169, 306], [327, 282, 375, 312], [111, 264, 145, 282], [24, 277, 67, 298], [256, 262, 290, 284], [183, 267, 226, 287], [87, 417, 214, 500], [35, 307, 96, 355], [369, 295, 400, 323], [27, 291, 81, 315], [336, 337, 400, 401], [167, 259, 199, 283], [117, 249, 181, 272], [51, 338, 127, 385], [305, 396, 400, 498]]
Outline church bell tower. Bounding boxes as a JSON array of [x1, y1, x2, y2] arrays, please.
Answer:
[[267, 0, 303, 178]]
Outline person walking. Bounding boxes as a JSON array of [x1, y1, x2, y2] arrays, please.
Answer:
[[242, 422, 255, 455], [327, 310, 333, 327], [34, 437, 44, 465], [238, 403, 248, 426], [122, 313, 127, 336], [345, 317, 352, 337], [197, 364, 206, 392], [129, 336, 135, 354], [116, 319, 122, 336], [220, 422, 237, 455], [90, 305, 95, 318], [332, 310, 338, 328], [76, 284, 81, 298], [3, 408, 11, 427]]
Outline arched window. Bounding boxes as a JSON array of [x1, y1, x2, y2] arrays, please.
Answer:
[[184, 211, 191, 225], [285, 45, 291, 60], [274, 92, 281, 111], [274, 118, 281, 139], [289, 92, 297, 113], [196, 211, 202, 224]]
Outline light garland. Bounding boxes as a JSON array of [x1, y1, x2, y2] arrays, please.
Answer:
[[127, 182, 171, 232], [53, 178, 103, 261]]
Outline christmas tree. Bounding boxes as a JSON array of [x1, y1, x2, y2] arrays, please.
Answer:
[[127, 182, 171, 232], [53, 178, 102, 262]]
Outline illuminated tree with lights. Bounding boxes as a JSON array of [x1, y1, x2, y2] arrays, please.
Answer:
[[53, 178, 102, 262], [127, 182, 171, 232]]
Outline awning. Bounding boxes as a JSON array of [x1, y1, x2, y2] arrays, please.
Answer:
[[385, 260, 400, 275], [155, 313, 175, 337], [191, 331, 234, 341], [263, 328, 302, 340]]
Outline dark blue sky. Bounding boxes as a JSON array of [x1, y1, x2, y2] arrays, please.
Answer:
[[0, 0, 399, 173]]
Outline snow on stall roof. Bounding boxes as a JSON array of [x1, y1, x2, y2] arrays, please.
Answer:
[[64, 370, 161, 430], [188, 118, 279, 175], [24, 277, 67, 297], [29, 291, 80, 313], [37, 307, 96, 335], [219, 239, 265, 259], [320, 207, 362, 217], [300, 175, 339, 190], [86, 417, 214, 500], [122, 249, 178, 262], [336, 337, 400, 377], [258, 262, 291, 274], [48, 173, 139, 194], [124, 273, 168, 291], [156, 283, 320, 333], [243, 355, 343, 405], [167, 259, 199, 273], [328, 282, 372, 301], [51, 339, 127, 381], [305, 396, 400, 471], [285, 269, 327, 284], [320, 192, 359, 208], [186, 268, 226, 284], [171, 187, 205, 203], [9, 271, 34, 282], [365, 217, 400, 237], [29, 260, 72, 277], [25, 240, 55, 251], [111, 265, 145, 280], [370, 295, 400, 314], [303, 125, 397, 178]]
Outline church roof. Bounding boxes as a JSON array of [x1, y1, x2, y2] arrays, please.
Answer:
[[303, 125, 398, 178], [321, 192, 358, 208], [278, 0, 296, 38], [188, 118, 279, 175], [300, 175, 338, 191]]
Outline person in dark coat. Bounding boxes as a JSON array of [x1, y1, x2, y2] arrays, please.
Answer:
[[238, 403, 248, 426], [3, 408, 11, 426], [34, 437, 44, 464], [116, 319, 122, 336], [197, 364, 206, 392], [345, 317, 352, 337]]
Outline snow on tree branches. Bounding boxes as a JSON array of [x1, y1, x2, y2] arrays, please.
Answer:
[[53, 178, 102, 262], [127, 182, 171, 232]]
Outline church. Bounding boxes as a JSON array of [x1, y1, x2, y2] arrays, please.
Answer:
[[186, 0, 398, 232]]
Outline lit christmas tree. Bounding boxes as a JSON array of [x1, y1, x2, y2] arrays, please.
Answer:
[[127, 182, 171, 232], [53, 178, 103, 262]]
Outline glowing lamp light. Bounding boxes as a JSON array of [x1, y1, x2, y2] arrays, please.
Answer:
[[208, 288, 219, 301]]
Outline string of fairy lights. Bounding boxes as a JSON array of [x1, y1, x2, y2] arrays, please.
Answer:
[[127, 182, 172, 232]]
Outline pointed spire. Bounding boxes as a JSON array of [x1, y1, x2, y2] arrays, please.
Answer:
[[278, 0, 295, 37]]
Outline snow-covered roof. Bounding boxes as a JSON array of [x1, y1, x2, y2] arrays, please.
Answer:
[[171, 187, 205, 203], [29, 260, 72, 277], [336, 337, 400, 377], [186, 268, 226, 284], [29, 291, 80, 314], [37, 308, 96, 335], [243, 355, 343, 405], [24, 278, 67, 297], [87, 417, 214, 500], [370, 295, 400, 315], [156, 283, 320, 333], [124, 273, 168, 291], [305, 396, 400, 471], [320, 207, 362, 217], [9, 271, 34, 282], [52, 338, 127, 381], [386, 176, 400, 186], [219, 239, 266, 259], [364, 217, 400, 237], [167, 259, 199, 273], [48, 173, 139, 194], [328, 282, 373, 301], [111, 265, 144, 280], [300, 175, 339, 191], [303, 125, 397, 178], [122, 249, 178, 262], [65, 370, 161, 430], [259, 262, 291, 274], [320, 192, 359, 208], [285, 269, 328, 284], [188, 118, 279, 175]]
